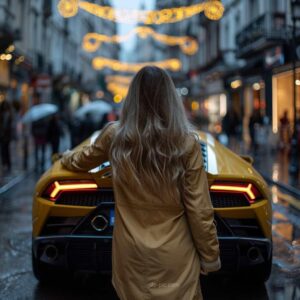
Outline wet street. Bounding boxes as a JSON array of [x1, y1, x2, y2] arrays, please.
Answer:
[[0, 174, 300, 300]]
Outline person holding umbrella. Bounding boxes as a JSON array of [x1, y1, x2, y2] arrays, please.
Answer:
[[22, 103, 58, 172]]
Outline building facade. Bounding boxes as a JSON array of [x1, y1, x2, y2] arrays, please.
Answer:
[[189, 0, 297, 141], [0, 0, 119, 113]]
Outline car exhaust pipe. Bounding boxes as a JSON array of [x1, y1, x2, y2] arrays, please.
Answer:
[[91, 215, 108, 232], [247, 247, 261, 262], [44, 244, 58, 261]]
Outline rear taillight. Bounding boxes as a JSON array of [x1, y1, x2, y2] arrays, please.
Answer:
[[209, 182, 262, 204], [43, 180, 98, 201]]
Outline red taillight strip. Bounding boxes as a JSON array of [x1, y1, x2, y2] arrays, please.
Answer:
[[49, 181, 98, 200], [210, 182, 260, 204]]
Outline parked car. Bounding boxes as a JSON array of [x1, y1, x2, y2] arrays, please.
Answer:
[[32, 130, 272, 282]]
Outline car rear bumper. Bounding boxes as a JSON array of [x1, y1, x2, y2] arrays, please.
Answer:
[[32, 235, 272, 274]]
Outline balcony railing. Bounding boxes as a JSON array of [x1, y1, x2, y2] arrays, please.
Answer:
[[236, 13, 287, 58]]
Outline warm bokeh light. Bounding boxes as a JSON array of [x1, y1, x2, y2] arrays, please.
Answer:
[[231, 79, 242, 89], [92, 57, 182, 72], [108, 83, 128, 99], [191, 101, 200, 111], [6, 44, 15, 52], [204, 0, 224, 21], [113, 94, 123, 103], [58, 0, 225, 23], [83, 27, 199, 55], [253, 82, 261, 90], [106, 75, 132, 85], [57, 0, 79, 18]]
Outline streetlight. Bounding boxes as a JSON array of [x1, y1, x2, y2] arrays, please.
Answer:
[[289, 0, 300, 175]]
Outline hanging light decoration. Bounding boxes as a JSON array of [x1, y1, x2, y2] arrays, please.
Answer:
[[105, 75, 133, 85], [83, 27, 199, 55], [106, 75, 132, 100], [107, 82, 129, 99], [92, 57, 182, 72], [204, 0, 225, 21], [57, 0, 224, 23], [57, 0, 79, 18]]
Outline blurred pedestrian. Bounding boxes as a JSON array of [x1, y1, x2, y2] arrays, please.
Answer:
[[69, 117, 82, 148], [249, 109, 263, 153], [81, 112, 95, 139], [62, 66, 220, 300], [279, 110, 291, 151], [222, 108, 240, 151], [0, 100, 13, 172], [32, 118, 48, 172], [47, 114, 62, 155]]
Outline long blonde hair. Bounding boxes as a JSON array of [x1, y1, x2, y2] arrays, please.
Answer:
[[110, 66, 191, 196]]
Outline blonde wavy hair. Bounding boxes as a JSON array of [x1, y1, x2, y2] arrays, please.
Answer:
[[110, 66, 191, 196]]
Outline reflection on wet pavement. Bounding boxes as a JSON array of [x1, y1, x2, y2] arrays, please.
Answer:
[[268, 185, 300, 300], [0, 175, 300, 299]]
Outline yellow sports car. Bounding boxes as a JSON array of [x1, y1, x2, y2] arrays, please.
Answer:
[[32, 131, 272, 282]]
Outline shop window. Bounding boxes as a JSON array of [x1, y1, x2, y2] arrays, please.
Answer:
[[273, 70, 300, 133]]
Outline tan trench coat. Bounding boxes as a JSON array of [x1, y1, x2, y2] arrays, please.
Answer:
[[62, 122, 220, 300]]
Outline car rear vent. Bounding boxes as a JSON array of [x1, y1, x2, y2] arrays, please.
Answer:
[[214, 215, 233, 237], [199, 141, 208, 171], [226, 218, 264, 238], [210, 193, 250, 208], [55, 189, 114, 206], [41, 217, 82, 236]]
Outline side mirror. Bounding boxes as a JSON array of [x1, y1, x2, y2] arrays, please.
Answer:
[[240, 155, 254, 165], [52, 153, 62, 164]]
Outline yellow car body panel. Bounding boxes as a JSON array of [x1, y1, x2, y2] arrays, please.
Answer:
[[33, 131, 272, 237], [32, 130, 273, 281]]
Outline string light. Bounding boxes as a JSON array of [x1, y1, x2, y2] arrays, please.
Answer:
[[204, 0, 224, 20], [83, 27, 198, 55], [113, 94, 123, 103], [92, 57, 182, 72], [105, 75, 132, 85], [106, 76, 131, 100], [0, 53, 12, 61], [58, 0, 79, 17], [57, 0, 225, 23], [6, 45, 15, 53], [108, 82, 128, 99]]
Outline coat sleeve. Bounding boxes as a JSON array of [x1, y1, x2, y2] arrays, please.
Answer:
[[61, 122, 115, 172], [182, 138, 221, 273]]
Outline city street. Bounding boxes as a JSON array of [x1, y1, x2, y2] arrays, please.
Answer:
[[1, 0, 300, 299], [0, 173, 299, 300]]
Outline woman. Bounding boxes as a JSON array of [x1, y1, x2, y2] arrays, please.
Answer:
[[61, 66, 220, 300]]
